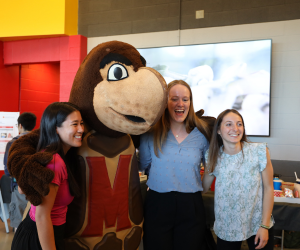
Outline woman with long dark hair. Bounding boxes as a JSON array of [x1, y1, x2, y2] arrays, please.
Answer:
[[11, 102, 84, 250], [139, 80, 212, 250], [203, 109, 274, 250]]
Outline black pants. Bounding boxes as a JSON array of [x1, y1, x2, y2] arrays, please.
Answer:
[[11, 212, 66, 250], [217, 227, 274, 250], [143, 189, 206, 250]]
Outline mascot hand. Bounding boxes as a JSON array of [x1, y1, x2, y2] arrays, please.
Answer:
[[7, 129, 54, 206]]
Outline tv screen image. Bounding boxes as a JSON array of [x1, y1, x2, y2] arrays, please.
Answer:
[[138, 39, 272, 136]]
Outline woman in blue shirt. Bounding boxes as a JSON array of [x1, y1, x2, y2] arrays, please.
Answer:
[[139, 80, 213, 250]]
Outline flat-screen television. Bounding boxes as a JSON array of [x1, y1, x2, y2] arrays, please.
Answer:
[[138, 39, 272, 136]]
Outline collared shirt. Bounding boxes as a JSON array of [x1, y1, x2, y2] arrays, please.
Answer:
[[139, 128, 209, 193], [205, 142, 274, 241]]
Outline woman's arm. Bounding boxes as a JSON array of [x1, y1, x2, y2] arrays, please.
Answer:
[[138, 134, 152, 171], [35, 183, 59, 250], [255, 148, 274, 249], [202, 173, 215, 193]]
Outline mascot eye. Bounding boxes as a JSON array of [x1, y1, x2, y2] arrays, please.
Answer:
[[107, 63, 129, 81]]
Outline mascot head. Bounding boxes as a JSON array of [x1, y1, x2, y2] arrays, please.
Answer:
[[69, 41, 167, 137]]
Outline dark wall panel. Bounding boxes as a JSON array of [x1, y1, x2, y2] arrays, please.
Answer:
[[78, 0, 180, 37], [78, 0, 300, 37]]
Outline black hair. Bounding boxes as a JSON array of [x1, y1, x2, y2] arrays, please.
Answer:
[[17, 112, 37, 131], [37, 102, 81, 198]]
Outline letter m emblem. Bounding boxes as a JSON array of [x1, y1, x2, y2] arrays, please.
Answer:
[[81, 155, 132, 237]]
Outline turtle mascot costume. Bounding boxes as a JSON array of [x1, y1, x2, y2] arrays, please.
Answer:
[[8, 41, 168, 250]]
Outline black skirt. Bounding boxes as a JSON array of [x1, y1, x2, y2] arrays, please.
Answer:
[[143, 190, 206, 250], [11, 211, 66, 250]]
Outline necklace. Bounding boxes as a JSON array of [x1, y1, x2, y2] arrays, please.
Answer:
[[173, 126, 185, 138]]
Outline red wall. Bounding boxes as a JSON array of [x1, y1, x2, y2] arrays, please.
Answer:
[[20, 63, 60, 128], [0, 41, 20, 112], [3, 35, 87, 102]]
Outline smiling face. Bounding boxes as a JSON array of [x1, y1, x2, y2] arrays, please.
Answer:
[[56, 111, 84, 154], [218, 112, 244, 147], [167, 84, 191, 125]]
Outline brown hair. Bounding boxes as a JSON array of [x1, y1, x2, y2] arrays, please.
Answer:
[[207, 109, 249, 173], [152, 80, 212, 157]]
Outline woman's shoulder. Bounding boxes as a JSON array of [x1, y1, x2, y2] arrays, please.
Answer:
[[140, 131, 154, 141], [53, 153, 65, 163], [243, 142, 268, 158], [140, 131, 155, 149], [244, 142, 267, 150], [192, 127, 209, 142], [46, 153, 68, 182], [47, 153, 66, 172]]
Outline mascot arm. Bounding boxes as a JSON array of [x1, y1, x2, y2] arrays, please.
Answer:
[[7, 129, 54, 206], [196, 109, 216, 142]]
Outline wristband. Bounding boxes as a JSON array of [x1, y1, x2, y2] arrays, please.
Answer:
[[260, 224, 271, 230]]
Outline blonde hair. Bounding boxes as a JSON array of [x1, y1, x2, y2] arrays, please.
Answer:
[[152, 80, 211, 157]]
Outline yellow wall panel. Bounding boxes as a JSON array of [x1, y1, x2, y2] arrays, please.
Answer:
[[65, 0, 78, 36], [0, 0, 78, 39]]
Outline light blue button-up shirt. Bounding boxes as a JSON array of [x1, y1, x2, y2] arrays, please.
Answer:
[[139, 128, 209, 193]]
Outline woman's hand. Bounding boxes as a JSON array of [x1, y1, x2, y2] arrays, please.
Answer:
[[254, 227, 269, 249]]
